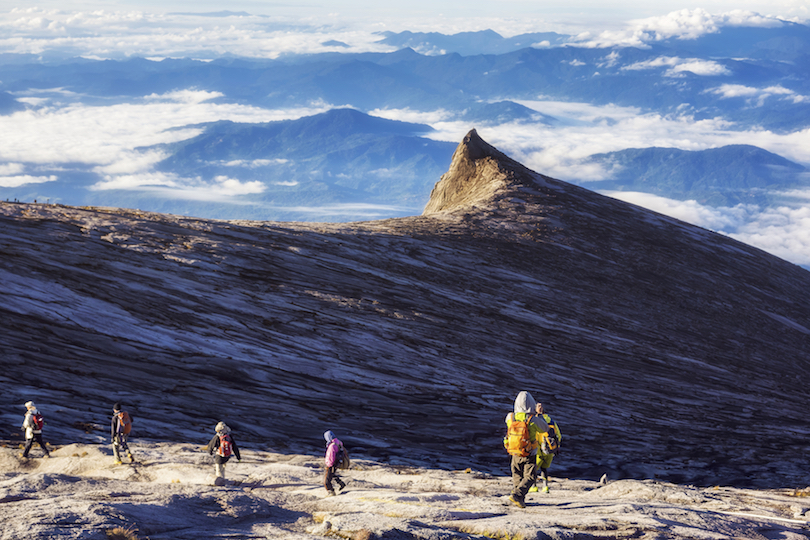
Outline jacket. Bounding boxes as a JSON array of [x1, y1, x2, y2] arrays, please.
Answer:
[[505, 391, 548, 457], [325, 438, 345, 468], [207, 433, 241, 460], [538, 413, 562, 456], [22, 408, 42, 439], [111, 411, 129, 439]]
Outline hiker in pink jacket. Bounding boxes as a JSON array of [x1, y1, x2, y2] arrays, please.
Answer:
[[323, 430, 348, 496]]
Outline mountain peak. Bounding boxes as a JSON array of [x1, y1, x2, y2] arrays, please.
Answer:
[[422, 129, 540, 215]]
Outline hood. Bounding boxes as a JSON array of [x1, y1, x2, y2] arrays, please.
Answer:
[[324, 430, 335, 443], [514, 391, 536, 414], [215, 422, 231, 434]]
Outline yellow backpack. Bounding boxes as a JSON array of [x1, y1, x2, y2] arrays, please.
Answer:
[[504, 415, 536, 457]]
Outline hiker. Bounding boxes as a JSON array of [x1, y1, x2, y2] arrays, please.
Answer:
[[111, 402, 134, 464], [207, 422, 241, 482], [504, 391, 548, 508], [530, 402, 562, 493], [21, 401, 50, 458], [323, 430, 348, 496]]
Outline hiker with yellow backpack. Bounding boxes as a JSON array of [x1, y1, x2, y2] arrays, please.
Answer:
[[504, 391, 549, 508], [530, 402, 562, 494]]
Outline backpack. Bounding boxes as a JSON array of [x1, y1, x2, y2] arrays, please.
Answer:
[[118, 411, 132, 435], [32, 412, 44, 431], [218, 434, 233, 457], [337, 445, 350, 470], [504, 415, 536, 457], [540, 430, 559, 455]]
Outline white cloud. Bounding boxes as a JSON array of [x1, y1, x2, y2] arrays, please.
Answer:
[[0, 8, 396, 59], [572, 9, 788, 48], [0, 174, 58, 188], [91, 171, 266, 200], [603, 191, 810, 267], [218, 159, 289, 167], [145, 89, 224, 104], [0, 163, 26, 175], [705, 84, 808, 106], [622, 56, 731, 77], [0, 92, 333, 170]]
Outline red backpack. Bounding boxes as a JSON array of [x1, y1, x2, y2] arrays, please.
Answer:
[[118, 411, 132, 435], [218, 434, 233, 457], [32, 412, 44, 430]]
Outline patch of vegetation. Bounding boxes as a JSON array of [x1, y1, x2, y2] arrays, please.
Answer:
[[106, 525, 140, 540]]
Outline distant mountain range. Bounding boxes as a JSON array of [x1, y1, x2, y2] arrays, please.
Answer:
[[580, 145, 810, 206], [1, 21, 808, 131], [2, 106, 807, 222], [150, 108, 455, 218], [375, 29, 570, 55]]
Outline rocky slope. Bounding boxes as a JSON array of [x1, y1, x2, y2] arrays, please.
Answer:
[[1, 131, 809, 490], [1, 442, 808, 540]]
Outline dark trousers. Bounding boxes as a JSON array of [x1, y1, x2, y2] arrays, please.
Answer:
[[324, 465, 345, 493], [510, 455, 537, 501], [23, 433, 49, 457], [113, 433, 131, 461]]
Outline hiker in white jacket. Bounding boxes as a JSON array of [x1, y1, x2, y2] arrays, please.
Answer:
[[21, 401, 50, 458]]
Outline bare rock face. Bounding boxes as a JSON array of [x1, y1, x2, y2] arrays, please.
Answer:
[[2, 131, 810, 490], [423, 129, 540, 214]]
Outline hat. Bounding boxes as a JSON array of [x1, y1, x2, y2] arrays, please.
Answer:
[[324, 430, 335, 443], [113, 402, 122, 411], [215, 422, 231, 434], [24, 401, 35, 409]]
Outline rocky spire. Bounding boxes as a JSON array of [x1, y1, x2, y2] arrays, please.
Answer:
[[422, 129, 538, 215]]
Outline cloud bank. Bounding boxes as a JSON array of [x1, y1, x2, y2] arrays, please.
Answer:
[[573, 9, 789, 48], [605, 191, 810, 267]]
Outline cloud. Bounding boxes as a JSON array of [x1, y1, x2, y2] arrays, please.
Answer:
[[218, 159, 290, 168], [572, 9, 787, 48], [0, 163, 26, 175], [622, 56, 731, 77], [705, 84, 808, 106], [603, 190, 810, 267], [0, 7, 396, 59], [91, 171, 266, 200], [0, 92, 333, 169], [0, 174, 58, 188]]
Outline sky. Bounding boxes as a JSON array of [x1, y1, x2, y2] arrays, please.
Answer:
[[4, 1, 809, 39]]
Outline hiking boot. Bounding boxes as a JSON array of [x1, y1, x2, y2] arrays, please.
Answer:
[[128, 453, 135, 463], [114, 460, 123, 465], [337, 480, 347, 493], [542, 486, 550, 493], [528, 486, 539, 493], [508, 495, 525, 509], [326, 491, 336, 497]]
